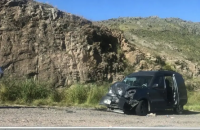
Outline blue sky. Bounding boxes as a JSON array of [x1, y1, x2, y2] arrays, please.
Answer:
[[36, 0, 200, 22]]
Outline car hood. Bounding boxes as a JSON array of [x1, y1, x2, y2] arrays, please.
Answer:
[[110, 82, 140, 96]]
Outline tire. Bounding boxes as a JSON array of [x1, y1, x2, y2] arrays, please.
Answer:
[[135, 100, 148, 116], [173, 105, 183, 114]]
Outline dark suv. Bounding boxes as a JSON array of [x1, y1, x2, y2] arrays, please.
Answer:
[[100, 70, 188, 116]]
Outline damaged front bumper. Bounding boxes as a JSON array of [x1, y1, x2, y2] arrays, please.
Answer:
[[99, 94, 120, 109], [99, 94, 139, 110]]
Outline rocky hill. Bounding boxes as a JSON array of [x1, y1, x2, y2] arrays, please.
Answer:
[[1, 0, 159, 87], [1, 0, 200, 90], [0, 0, 130, 87]]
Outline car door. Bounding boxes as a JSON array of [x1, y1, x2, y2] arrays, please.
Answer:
[[173, 74, 187, 106], [148, 75, 168, 110]]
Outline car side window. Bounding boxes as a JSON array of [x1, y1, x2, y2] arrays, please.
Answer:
[[154, 76, 164, 89]]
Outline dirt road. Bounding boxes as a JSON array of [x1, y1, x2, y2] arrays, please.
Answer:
[[0, 106, 200, 127]]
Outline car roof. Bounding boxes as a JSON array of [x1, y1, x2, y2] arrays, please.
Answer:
[[128, 70, 179, 76]]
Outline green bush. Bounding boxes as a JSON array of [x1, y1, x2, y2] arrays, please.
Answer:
[[162, 64, 175, 71], [0, 78, 20, 101], [185, 91, 200, 111], [64, 84, 89, 104], [0, 83, 20, 101], [86, 84, 109, 105], [50, 89, 65, 102], [63, 83, 110, 106], [0, 78, 50, 103], [20, 79, 50, 102], [0, 78, 110, 107]]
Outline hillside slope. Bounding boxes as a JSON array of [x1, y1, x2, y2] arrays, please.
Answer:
[[98, 17, 200, 60], [97, 17, 200, 90]]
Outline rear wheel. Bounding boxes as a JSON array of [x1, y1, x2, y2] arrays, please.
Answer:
[[135, 100, 148, 116], [173, 105, 183, 114]]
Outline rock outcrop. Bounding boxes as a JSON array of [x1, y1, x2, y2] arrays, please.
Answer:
[[0, 0, 133, 86]]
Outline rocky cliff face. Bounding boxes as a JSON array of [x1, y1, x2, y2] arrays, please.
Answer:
[[0, 0, 135, 86]]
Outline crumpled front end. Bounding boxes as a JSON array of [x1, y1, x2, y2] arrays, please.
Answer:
[[99, 82, 139, 110], [99, 93, 120, 109], [99, 82, 124, 109], [118, 89, 139, 110]]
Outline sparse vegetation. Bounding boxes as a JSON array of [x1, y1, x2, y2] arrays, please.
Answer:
[[184, 91, 200, 111], [0, 78, 50, 104], [0, 77, 199, 111], [97, 17, 200, 64], [0, 78, 110, 107]]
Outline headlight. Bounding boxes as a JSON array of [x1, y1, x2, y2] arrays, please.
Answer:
[[109, 88, 112, 94], [104, 99, 111, 104], [117, 88, 123, 96], [108, 87, 116, 96]]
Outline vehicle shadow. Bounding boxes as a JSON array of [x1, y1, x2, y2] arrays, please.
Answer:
[[126, 109, 200, 116], [155, 110, 200, 115], [94, 108, 200, 116]]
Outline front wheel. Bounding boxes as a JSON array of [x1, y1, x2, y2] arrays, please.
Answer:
[[173, 105, 183, 114], [135, 100, 148, 116]]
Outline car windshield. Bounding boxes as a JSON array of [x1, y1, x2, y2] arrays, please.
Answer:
[[122, 76, 153, 87]]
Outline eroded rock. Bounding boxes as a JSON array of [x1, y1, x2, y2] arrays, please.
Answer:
[[0, 0, 129, 86]]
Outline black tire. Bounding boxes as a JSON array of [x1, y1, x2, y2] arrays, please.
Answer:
[[173, 105, 183, 114], [135, 100, 148, 116]]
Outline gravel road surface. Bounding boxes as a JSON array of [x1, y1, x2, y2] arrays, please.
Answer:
[[0, 106, 200, 127]]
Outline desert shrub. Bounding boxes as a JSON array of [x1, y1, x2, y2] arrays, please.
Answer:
[[0, 78, 50, 103], [20, 79, 50, 102], [64, 84, 90, 104], [86, 83, 110, 105], [63, 83, 110, 106], [0, 81, 20, 101], [50, 89, 65, 102], [185, 91, 200, 111], [0, 77, 111, 108], [0, 78, 22, 101], [162, 64, 175, 71]]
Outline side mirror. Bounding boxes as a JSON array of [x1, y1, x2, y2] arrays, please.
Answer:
[[152, 84, 158, 88]]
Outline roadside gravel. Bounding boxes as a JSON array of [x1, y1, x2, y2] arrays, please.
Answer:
[[0, 106, 200, 127]]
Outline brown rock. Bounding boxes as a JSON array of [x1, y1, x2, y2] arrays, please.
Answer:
[[0, 0, 128, 86]]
